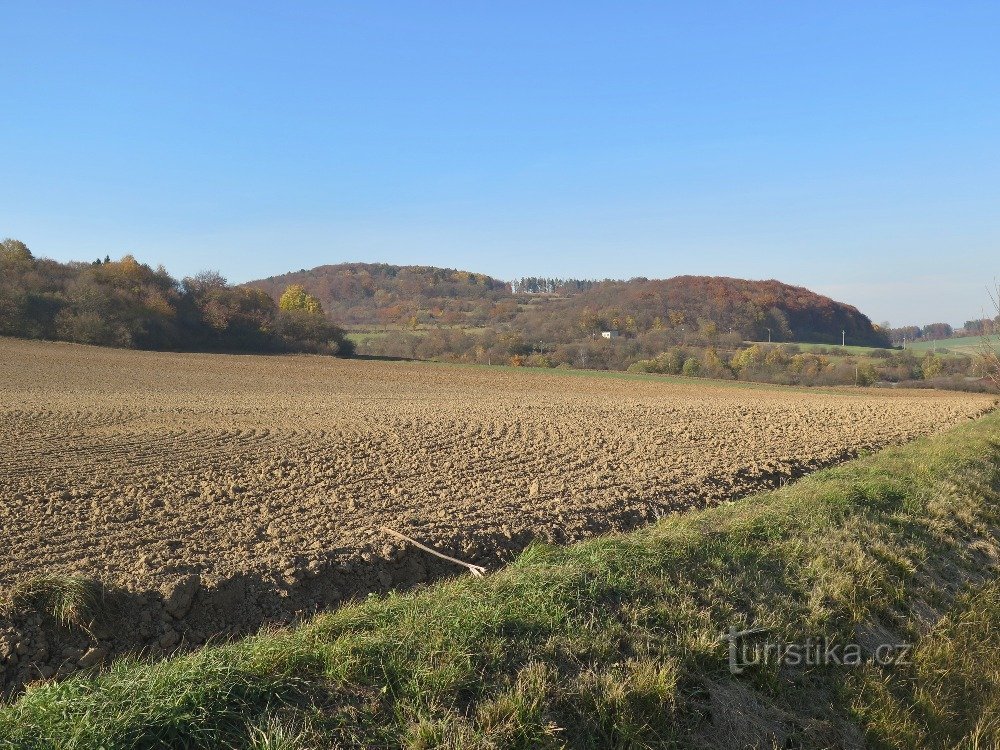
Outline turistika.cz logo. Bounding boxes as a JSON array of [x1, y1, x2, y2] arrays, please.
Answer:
[[723, 626, 912, 675]]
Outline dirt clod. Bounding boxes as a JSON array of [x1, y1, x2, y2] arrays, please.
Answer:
[[162, 575, 201, 619]]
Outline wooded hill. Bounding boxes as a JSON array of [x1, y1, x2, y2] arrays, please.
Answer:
[[247, 263, 512, 327], [247, 263, 890, 347], [0, 239, 352, 355]]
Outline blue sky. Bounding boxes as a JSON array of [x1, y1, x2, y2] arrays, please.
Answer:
[[3, 2, 999, 326]]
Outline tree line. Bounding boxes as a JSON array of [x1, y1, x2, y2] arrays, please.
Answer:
[[357, 329, 990, 391], [886, 318, 999, 344], [0, 239, 352, 355]]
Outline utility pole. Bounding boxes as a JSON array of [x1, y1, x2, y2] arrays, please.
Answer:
[[766, 327, 771, 343], [842, 329, 845, 347]]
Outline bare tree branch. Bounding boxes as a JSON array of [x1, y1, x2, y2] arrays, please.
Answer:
[[381, 526, 488, 578], [979, 281, 1000, 390]]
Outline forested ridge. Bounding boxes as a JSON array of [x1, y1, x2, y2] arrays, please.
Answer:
[[248, 263, 890, 346], [248, 263, 512, 327]]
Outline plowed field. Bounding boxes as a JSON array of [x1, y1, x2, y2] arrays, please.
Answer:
[[0, 337, 992, 690]]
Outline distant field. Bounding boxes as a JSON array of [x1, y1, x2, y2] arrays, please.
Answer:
[[346, 325, 492, 345], [906, 335, 1000, 355], [747, 337, 999, 360], [0, 337, 991, 696], [345, 330, 390, 344], [746, 340, 893, 355], [421, 359, 873, 395]]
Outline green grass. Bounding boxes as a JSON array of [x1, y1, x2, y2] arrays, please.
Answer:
[[905, 335, 1000, 356], [745, 340, 893, 356], [346, 326, 494, 345], [344, 331, 387, 345], [1, 412, 999, 748]]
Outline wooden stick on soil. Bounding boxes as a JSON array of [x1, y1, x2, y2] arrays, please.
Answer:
[[381, 526, 488, 578]]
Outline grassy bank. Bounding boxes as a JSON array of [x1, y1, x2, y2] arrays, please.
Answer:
[[1, 414, 999, 749]]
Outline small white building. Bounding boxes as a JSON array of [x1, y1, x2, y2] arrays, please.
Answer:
[[601, 330, 620, 339]]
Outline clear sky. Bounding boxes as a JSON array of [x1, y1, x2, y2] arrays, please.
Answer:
[[3, 2, 998, 326]]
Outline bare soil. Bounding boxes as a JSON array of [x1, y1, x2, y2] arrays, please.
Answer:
[[0, 337, 992, 693]]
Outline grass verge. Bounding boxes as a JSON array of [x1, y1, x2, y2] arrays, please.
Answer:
[[1, 414, 998, 749]]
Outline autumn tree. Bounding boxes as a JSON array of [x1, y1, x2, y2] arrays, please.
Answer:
[[965, 318, 997, 336], [701, 348, 730, 378], [279, 284, 324, 314], [730, 345, 756, 372], [921, 323, 954, 340], [979, 284, 1000, 389], [182, 274, 277, 350], [52, 255, 182, 348], [0, 240, 33, 334], [273, 285, 352, 355], [1, 238, 33, 264], [682, 357, 700, 376], [921, 353, 944, 380]]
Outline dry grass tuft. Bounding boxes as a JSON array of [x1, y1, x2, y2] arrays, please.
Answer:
[[4, 575, 104, 630]]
